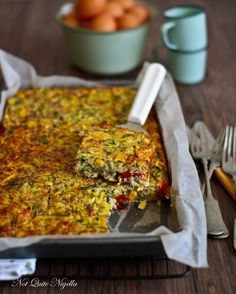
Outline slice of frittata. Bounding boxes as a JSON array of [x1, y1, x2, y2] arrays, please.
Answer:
[[75, 127, 156, 187]]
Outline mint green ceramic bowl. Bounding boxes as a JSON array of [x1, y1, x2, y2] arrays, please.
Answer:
[[57, 4, 151, 75]]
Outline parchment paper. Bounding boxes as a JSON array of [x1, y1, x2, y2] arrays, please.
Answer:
[[0, 49, 207, 268]]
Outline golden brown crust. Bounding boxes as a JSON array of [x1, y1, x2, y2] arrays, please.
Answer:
[[0, 87, 169, 237]]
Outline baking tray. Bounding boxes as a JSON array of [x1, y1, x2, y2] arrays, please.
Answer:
[[0, 81, 178, 259], [0, 201, 176, 258], [0, 53, 207, 268], [0, 236, 165, 259]]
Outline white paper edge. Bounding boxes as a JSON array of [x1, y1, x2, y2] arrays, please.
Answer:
[[0, 50, 207, 268], [156, 72, 207, 267]]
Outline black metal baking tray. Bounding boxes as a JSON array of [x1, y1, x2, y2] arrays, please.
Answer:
[[0, 201, 177, 258], [0, 235, 165, 259], [0, 80, 178, 259]]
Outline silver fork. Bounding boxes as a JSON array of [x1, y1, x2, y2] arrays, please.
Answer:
[[222, 126, 236, 187], [207, 129, 229, 239], [208, 129, 225, 179], [190, 122, 225, 236], [190, 122, 229, 238], [222, 126, 236, 246]]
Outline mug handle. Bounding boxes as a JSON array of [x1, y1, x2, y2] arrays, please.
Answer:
[[160, 22, 178, 50]]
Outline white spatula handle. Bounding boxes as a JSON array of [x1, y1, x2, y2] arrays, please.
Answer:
[[128, 63, 166, 126]]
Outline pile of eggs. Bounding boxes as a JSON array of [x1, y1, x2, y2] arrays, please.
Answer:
[[62, 0, 150, 32]]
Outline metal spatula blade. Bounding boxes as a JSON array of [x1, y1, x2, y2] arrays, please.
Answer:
[[118, 63, 166, 134]]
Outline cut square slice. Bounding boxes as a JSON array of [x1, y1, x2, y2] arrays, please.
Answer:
[[75, 127, 156, 186]]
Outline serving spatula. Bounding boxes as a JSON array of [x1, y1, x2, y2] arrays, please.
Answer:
[[118, 63, 166, 134]]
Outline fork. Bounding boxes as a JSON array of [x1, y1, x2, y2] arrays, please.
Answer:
[[204, 128, 229, 239], [222, 126, 236, 187], [222, 126, 236, 246], [208, 128, 225, 179], [190, 122, 226, 236]]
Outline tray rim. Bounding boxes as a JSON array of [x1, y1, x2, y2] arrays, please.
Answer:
[[0, 83, 175, 258]]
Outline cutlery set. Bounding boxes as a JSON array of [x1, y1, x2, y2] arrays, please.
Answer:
[[189, 121, 236, 242]]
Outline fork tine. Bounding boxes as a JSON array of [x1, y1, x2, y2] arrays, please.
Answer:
[[233, 126, 236, 162], [190, 126, 203, 156], [197, 122, 210, 149], [212, 128, 225, 155], [223, 126, 229, 162], [228, 126, 233, 159]]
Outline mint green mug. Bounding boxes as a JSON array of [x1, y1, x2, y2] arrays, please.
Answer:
[[153, 42, 207, 84], [161, 5, 207, 51], [166, 48, 207, 84]]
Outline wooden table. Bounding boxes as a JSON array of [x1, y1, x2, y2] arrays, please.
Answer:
[[0, 0, 236, 293]]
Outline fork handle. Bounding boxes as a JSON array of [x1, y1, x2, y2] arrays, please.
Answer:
[[202, 158, 214, 200], [201, 161, 219, 195], [233, 175, 236, 196], [214, 168, 236, 201], [202, 158, 227, 235]]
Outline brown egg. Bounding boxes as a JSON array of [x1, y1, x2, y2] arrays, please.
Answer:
[[103, 1, 124, 18], [62, 11, 80, 28], [129, 5, 150, 23], [89, 14, 117, 32], [75, 0, 107, 19], [114, 0, 135, 10], [117, 13, 140, 30]]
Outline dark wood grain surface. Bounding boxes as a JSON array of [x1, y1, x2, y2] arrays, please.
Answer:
[[0, 0, 236, 293]]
